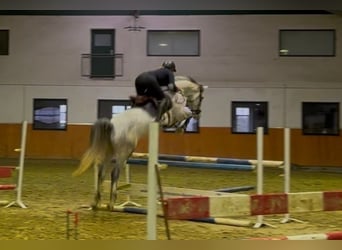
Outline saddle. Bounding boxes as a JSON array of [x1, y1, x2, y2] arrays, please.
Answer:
[[129, 95, 158, 108], [129, 95, 173, 122]]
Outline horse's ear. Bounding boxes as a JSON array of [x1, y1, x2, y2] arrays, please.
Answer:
[[187, 76, 198, 83]]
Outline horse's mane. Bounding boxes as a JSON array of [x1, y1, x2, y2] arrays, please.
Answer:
[[175, 76, 204, 95], [175, 75, 199, 84]]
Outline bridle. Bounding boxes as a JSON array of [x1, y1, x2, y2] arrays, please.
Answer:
[[161, 79, 204, 130], [187, 84, 204, 118]]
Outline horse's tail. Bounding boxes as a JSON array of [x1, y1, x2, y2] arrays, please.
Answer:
[[72, 118, 114, 176]]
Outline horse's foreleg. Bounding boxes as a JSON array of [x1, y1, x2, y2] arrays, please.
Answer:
[[108, 164, 121, 211], [92, 164, 106, 210]]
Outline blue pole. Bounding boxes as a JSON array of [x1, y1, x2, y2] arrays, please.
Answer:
[[127, 158, 254, 171]]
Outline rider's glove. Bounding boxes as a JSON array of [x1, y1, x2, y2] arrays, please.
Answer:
[[168, 83, 178, 92]]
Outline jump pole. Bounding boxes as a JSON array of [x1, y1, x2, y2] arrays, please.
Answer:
[[253, 127, 301, 227], [283, 127, 290, 223], [127, 158, 254, 171], [254, 127, 264, 228], [254, 127, 274, 228], [131, 153, 283, 168], [247, 231, 342, 240], [164, 190, 342, 219], [147, 122, 159, 240], [110, 205, 252, 227], [3, 120, 28, 209], [281, 128, 304, 224]]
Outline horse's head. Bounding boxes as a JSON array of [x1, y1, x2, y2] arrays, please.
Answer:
[[175, 76, 204, 119]]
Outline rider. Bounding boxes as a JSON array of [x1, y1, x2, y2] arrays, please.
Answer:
[[134, 61, 178, 120]]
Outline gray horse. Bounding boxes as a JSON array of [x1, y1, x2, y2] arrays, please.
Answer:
[[72, 96, 159, 210], [72, 77, 204, 210]]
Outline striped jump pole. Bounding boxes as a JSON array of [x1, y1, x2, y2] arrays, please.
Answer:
[[247, 231, 342, 240], [131, 153, 283, 168], [253, 127, 278, 228], [281, 128, 304, 224], [92, 204, 253, 227], [164, 190, 342, 220], [66, 210, 79, 240]]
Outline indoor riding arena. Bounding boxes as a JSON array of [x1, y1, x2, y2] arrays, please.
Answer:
[[1, 0, 342, 241], [0, 157, 341, 240]]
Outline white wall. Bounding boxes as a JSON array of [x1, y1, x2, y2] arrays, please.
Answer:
[[0, 14, 342, 127]]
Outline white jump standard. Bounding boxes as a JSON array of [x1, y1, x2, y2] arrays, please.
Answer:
[[0, 121, 27, 208]]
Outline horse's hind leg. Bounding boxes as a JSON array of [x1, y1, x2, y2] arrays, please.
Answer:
[[108, 162, 121, 211], [92, 164, 106, 209]]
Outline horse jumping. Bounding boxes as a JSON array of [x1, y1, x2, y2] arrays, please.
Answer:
[[72, 76, 204, 210]]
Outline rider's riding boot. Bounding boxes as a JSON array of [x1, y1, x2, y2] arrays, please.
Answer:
[[156, 96, 172, 121], [156, 99, 167, 122]]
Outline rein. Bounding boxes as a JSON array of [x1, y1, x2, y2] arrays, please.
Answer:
[[187, 84, 204, 117]]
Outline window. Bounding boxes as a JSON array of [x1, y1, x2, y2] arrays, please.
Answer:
[[163, 117, 200, 133], [0, 30, 9, 55], [232, 102, 268, 134], [98, 99, 131, 119], [33, 99, 67, 130], [302, 102, 339, 135], [279, 29, 335, 56], [147, 30, 200, 56]]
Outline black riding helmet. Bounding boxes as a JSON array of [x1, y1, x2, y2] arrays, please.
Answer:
[[162, 61, 176, 72]]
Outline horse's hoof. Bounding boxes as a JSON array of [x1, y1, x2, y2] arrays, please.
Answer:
[[107, 204, 115, 211], [91, 203, 100, 210]]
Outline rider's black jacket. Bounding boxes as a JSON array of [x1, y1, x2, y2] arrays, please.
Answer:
[[135, 68, 176, 100]]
